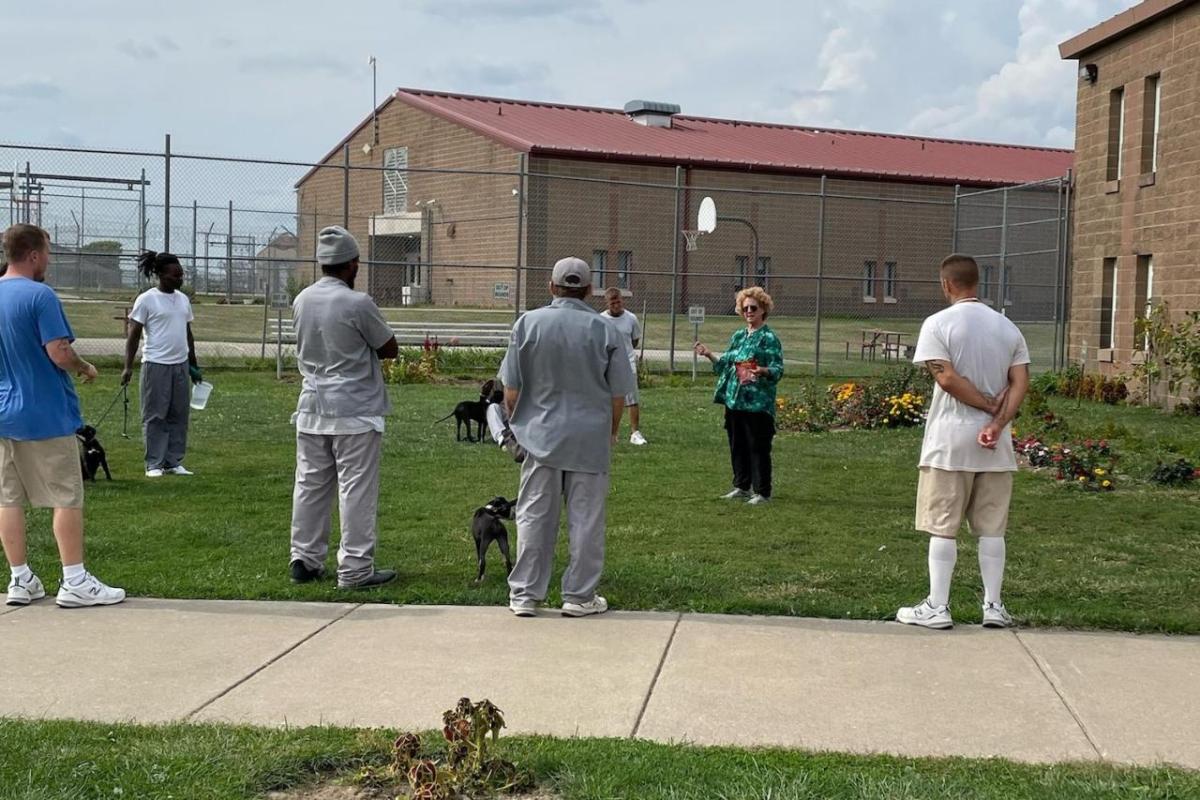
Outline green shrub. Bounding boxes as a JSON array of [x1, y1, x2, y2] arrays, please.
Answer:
[[1149, 458, 1198, 486]]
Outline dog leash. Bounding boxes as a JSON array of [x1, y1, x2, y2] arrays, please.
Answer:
[[91, 384, 128, 434]]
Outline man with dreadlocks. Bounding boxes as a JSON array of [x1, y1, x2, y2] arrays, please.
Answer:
[[122, 251, 202, 478]]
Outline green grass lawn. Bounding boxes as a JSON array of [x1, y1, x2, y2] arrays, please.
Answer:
[[1, 719, 1196, 800], [21, 373, 1194, 633]]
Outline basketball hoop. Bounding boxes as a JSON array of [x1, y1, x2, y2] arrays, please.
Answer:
[[682, 229, 704, 251]]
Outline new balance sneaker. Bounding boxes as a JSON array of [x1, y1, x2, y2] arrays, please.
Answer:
[[166, 465, 194, 476], [895, 598, 953, 630], [982, 602, 1014, 629], [6, 573, 46, 606], [747, 493, 771, 505], [630, 431, 647, 446], [562, 595, 608, 618], [509, 599, 538, 618], [145, 468, 164, 478], [56, 573, 126, 608], [721, 488, 751, 500]]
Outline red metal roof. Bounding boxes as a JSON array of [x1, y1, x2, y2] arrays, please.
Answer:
[[391, 88, 1073, 187]]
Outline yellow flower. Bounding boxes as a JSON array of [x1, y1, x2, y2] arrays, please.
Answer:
[[1094, 468, 1106, 476], [1102, 480, 1112, 488], [1077, 476, 1087, 482]]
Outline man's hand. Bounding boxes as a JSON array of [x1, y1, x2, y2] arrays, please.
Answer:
[[978, 421, 1003, 450], [120, 367, 132, 386], [78, 362, 98, 383], [189, 364, 204, 385]]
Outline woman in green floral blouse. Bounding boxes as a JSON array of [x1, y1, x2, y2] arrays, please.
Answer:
[[694, 286, 784, 505]]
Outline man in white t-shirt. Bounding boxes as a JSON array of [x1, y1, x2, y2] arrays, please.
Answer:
[[601, 287, 646, 445], [896, 253, 1030, 630], [122, 252, 202, 478]]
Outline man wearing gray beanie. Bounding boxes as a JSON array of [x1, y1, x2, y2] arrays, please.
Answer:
[[498, 256, 636, 617], [288, 226, 399, 589]]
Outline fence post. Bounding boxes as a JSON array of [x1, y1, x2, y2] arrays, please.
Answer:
[[1060, 169, 1073, 368], [814, 175, 827, 377], [312, 210, 318, 283], [999, 186, 1009, 315], [513, 153, 526, 323], [191, 201, 197, 284], [226, 200, 234, 303], [163, 133, 171, 252], [951, 183, 960, 252], [1052, 176, 1065, 371], [79, 188, 86, 291], [668, 165, 682, 373], [342, 144, 350, 228]]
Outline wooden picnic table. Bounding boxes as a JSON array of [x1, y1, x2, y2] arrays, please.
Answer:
[[848, 328, 911, 361]]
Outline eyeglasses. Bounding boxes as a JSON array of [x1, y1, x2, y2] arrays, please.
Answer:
[[742, 305, 760, 313]]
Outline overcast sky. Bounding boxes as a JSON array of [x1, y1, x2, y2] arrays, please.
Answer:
[[3, 0, 1134, 161]]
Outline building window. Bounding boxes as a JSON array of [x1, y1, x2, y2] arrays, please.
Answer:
[[1100, 257, 1117, 349], [382, 147, 409, 214], [862, 260, 876, 300], [980, 265, 994, 303], [884, 261, 897, 300], [755, 256, 770, 288], [1135, 255, 1154, 350], [617, 250, 632, 290], [1142, 75, 1161, 175], [592, 249, 607, 287], [1107, 88, 1124, 182], [735, 255, 749, 287]]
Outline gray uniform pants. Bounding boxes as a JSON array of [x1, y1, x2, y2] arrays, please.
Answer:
[[508, 457, 609, 605], [290, 430, 382, 585], [141, 361, 190, 470]]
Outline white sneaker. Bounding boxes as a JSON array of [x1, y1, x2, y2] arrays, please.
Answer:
[[562, 595, 608, 617], [896, 598, 953, 630], [509, 600, 538, 618], [747, 493, 771, 505], [56, 573, 126, 608], [145, 468, 164, 478], [721, 488, 751, 500], [982, 602, 1014, 628], [6, 574, 46, 606], [166, 465, 193, 476], [630, 431, 647, 446]]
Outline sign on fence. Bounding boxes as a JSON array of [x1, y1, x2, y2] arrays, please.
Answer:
[[271, 291, 290, 310], [494, 282, 511, 300], [688, 305, 705, 325]]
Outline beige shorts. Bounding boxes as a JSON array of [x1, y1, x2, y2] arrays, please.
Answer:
[[0, 436, 85, 509], [915, 467, 1013, 538]]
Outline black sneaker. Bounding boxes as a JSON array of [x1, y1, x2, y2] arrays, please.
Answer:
[[501, 430, 526, 464], [289, 559, 324, 584], [338, 568, 398, 590]]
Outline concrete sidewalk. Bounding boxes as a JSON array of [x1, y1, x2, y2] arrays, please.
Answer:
[[2, 599, 1197, 769]]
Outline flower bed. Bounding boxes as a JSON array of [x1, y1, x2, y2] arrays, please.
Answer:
[[777, 368, 929, 432]]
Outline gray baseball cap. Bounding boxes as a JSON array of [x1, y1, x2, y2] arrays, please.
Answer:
[[316, 226, 360, 266], [551, 256, 591, 288]]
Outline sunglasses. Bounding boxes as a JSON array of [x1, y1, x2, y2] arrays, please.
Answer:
[[742, 305, 760, 313]]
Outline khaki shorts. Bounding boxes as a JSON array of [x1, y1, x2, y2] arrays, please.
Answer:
[[0, 436, 84, 509], [915, 467, 1013, 538]]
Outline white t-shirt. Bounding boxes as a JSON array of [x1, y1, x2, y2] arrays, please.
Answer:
[[129, 288, 194, 365], [912, 300, 1030, 472], [601, 309, 641, 364]]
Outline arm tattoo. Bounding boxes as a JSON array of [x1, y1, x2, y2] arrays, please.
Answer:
[[925, 360, 947, 377]]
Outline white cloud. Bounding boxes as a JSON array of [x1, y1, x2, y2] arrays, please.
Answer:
[[782, 25, 876, 127]]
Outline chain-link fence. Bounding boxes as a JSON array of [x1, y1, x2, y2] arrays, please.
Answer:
[[2, 138, 1069, 374]]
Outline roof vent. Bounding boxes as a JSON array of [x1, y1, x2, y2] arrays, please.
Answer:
[[624, 100, 680, 128]]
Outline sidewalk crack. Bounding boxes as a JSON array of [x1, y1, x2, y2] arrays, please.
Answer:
[[630, 612, 682, 738], [183, 603, 363, 721], [1014, 630, 1104, 760]]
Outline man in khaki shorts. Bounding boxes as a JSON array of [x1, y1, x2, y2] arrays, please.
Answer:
[[0, 224, 125, 607], [896, 254, 1029, 630]]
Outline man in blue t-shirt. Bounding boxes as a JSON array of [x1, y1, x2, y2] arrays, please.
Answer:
[[0, 224, 125, 608]]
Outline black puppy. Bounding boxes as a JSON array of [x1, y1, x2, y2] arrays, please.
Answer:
[[436, 379, 503, 443], [471, 495, 515, 584], [76, 425, 112, 481]]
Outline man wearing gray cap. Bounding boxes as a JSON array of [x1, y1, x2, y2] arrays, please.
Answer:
[[499, 256, 636, 617], [288, 226, 399, 589]]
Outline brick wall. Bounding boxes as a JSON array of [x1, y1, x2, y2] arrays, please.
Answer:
[[1068, 2, 1200, 372]]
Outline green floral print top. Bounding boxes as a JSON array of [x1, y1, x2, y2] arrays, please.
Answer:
[[711, 324, 784, 416]]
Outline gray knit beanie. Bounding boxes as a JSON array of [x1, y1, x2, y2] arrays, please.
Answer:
[[316, 226, 360, 266]]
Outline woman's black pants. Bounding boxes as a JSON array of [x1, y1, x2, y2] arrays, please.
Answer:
[[724, 408, 775, 498]]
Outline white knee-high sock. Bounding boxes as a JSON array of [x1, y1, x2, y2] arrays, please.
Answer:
[[978, 536, 1006, 606], [928, 537, 957, 607]]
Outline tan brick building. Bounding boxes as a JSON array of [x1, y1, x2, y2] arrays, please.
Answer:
[[1060, 0, 1200, 372], [295, 89, 1072, 316]]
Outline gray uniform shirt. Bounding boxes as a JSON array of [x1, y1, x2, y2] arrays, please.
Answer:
[[499, 297, 636, 474], [292, 276, 394, 418]]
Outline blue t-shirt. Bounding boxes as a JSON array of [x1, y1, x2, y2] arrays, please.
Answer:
[[0, 277, 83, 440]]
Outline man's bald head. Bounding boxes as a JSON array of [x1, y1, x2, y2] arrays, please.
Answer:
[[940, 254, 979, 290]]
